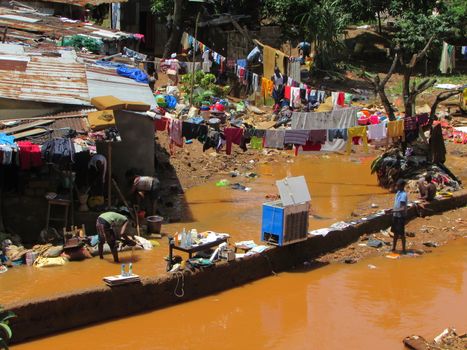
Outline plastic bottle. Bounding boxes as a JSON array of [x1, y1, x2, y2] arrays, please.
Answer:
[[180, 228, 187, 248], [186, 229, 192, 248], [128, 263, 133, 276], [121, 264, 126, 277]]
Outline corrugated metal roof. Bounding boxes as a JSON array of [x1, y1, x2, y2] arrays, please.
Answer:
[[86, 65, 156, 109], [0, 50, 91, 105]]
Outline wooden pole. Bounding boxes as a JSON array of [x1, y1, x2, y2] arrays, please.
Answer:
[[189, 11, 201, 107], [107, 142, 112, 207]]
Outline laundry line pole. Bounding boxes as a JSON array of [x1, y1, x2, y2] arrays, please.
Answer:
[[107, 142, 112, 207], [189, 11, 201, 107]]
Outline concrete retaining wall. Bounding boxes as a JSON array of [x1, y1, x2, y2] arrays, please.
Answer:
[[8, 190, 467, 344]]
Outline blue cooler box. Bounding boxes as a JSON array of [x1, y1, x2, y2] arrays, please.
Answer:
[[261, 176, 311, 246]]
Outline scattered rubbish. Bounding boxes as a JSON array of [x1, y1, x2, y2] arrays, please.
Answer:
[[371, 203, 379, 208], [244, 172, 258, 178], [380, 229, 390, 237], [423, 241, 439, 248], [367, 264, 377, 269], [229, 171, 240, 177], [367, 239, 384, 248], [230, 183, 251, 191], [434, 328, 452, 344], [216, 179, 230, 187], [344, 258, 358, 264], [406, 231, 416, 237], [358, 243, 367, 247], [386, 253, 400, 259]]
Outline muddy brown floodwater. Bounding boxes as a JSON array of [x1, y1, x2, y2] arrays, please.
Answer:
[[2, 154, 388, 306], [13, 238, 466, 350]]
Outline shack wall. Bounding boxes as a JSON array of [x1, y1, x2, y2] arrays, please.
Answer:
[[97, 110, 155, 193]]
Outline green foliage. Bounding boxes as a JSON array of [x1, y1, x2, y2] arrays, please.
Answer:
[[0, 306, 15, 350], [151, 0, 172, 15], [301, 0, 351, 71], [179, 71, 229, 106]]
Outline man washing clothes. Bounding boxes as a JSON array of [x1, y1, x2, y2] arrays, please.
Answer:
[[126, 169, 160, 216]]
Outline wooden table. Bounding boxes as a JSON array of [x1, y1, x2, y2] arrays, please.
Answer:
[[167, 237, 228, 271]]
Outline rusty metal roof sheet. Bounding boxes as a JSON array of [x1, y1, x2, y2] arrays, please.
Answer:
[[0, 50, 91, 106]]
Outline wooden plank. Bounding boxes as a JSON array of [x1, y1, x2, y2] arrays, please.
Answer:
[[3, 119, 53, 135], [12, 128, 49, 139]]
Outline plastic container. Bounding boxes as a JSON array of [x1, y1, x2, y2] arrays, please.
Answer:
[[146, 215, 163, 234]]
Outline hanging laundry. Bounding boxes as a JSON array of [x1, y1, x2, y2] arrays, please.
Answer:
[[261, 78, 274, 97], [344, 93, 353, 105], [336, 92, 345, 107], [203, 130, 224, 152], [252, 73, 259, 92], [327, 128, 348, 142], [284, 85, 291, 100], [308, 130, 327, 144], [387, 120, 404, 138], [17, 141, 43, 170], [287, 59, 301, 83], [346, 126, 368, 154], [295, 142, 321, 155], [264, 130, 285, 149], [284, 130, 309, 145], [263, 44, 286, 79], [439, 41, 455, 74], [181, 32, 190, 50], [168, 119, 183, 148], [417, 113, 429, 126], [224, 127, 245, 155], [202, 61, 212, 73], [182, 122, 208, 142], [154, 117, 169, 131], [367, 123, 387, 140], [290, 87, 301, 107], [331, 91, 339, 106], [404, 116, 418, 131], [250, 136, 263, 150]]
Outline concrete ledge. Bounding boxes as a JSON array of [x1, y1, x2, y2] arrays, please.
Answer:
[[8, 190, 467, 343]]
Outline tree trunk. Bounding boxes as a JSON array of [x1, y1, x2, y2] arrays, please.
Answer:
[[163, 0, 184, 58], [402, 68, 413, 117], [377, 87, 395, 120], [377, 11, 382, 34]]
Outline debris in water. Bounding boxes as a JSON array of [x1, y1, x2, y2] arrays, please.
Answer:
[[367, 264, 377, 269], [423, 241, 439, 248]]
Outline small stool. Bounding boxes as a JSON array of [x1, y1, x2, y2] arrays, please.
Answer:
[[46, 198, 71, 230]]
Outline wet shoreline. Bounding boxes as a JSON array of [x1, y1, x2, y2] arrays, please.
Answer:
[[7, 189, 467, 345]]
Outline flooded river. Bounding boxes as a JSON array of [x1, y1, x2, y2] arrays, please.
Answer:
[[14, 238, 466, 350], [2, 154, 387, 306]]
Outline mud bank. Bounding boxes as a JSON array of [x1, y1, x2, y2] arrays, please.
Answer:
[[7, 190, 467, 344]]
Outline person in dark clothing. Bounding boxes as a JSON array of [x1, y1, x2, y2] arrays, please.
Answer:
[[391, 179, 408, 254], [271, 67, 285, 113]]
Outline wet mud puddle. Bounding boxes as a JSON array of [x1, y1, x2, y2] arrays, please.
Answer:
[[14, 238, 467, 350], [2, 154, 387, 305]]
